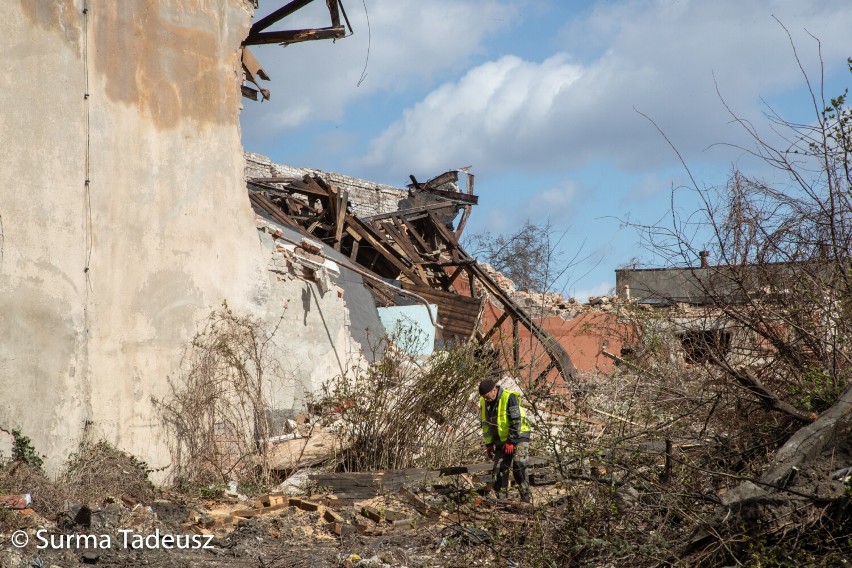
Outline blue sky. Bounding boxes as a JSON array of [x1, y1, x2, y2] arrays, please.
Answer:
[[240, 0, 851, 300]]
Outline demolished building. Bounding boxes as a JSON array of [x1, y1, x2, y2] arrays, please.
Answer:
[[1, 0, 627, 478]]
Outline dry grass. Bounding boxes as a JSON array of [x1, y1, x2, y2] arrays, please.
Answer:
[[0, 440, 154, 533]]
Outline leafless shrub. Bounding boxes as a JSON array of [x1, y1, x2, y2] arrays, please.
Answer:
[[156, 303, 283, 488], [0, 439, 154, 533], [59, 440, 155, 506], [313, 329, 494, 472]]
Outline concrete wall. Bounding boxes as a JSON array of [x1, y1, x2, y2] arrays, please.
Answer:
[[0, 1, 376, 477]]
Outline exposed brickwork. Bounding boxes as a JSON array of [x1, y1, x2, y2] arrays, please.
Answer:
[[245, 152, 408, 217]]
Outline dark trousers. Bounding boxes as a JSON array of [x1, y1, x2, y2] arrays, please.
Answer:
[[491, 441, 530, 499]]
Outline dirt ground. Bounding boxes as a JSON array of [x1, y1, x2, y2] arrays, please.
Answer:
[[0, 484, 547, 568]]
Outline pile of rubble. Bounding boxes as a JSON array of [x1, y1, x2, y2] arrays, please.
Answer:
[[1, 457, 558, 568], [476, 263, 619, 319]]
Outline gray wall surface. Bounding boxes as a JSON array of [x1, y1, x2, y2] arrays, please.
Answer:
[[0, 1, 378, 477]]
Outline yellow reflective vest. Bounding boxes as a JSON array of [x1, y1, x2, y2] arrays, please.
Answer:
[[480, 388, 531, 444]]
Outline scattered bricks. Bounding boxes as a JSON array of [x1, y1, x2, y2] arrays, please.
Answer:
[[232, 509, 261, 519], [323, 508, 345, 524], [260, 504, 291, 514], [361, 506, 382, 523], [189, 524, 212, 536], [0, 494, 32, 509], [382, 510, 408, 523], [18, 508, 35, 516], [269, 493, 289, 507], [337, 287, 345, 298], [390, 517, 415, 528], [352, 516, 371, 529], [289, 498, 321, 512], [334, 522, 359, 537], [300, 238, 323, 254], [120, 495, 137, 507], [267, 493, 287, 507], [213, 515, 235, 529], [322, 496, 344, 509]]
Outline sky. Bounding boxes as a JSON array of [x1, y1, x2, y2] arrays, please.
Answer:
[[240, 0, 852, 301]]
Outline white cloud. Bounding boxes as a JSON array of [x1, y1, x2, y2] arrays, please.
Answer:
[[241, 0, 521, 137], [360, 0, 852, 178], [523, 181, 579, 223]]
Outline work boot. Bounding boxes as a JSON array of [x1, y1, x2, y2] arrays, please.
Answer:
[[520, 493, 532, 504]]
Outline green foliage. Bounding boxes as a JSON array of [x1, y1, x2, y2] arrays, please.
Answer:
[[790, 366, 846, 412], [11, 429, 44, 471]]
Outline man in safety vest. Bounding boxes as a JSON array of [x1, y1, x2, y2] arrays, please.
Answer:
[[478, 378, 532, 503]]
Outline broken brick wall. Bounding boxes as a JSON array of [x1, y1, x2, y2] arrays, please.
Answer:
[[245, 152, 408, 218]]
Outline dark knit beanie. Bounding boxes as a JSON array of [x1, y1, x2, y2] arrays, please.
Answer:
[[478, 379, 496, 396]]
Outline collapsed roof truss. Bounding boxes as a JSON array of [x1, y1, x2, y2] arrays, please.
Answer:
[[248, 172, 577, 387]]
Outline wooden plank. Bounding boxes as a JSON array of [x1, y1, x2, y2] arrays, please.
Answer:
[[397, 488, 441, 519], [482, 312, 510, 342], [344, 215, 421, 282], [428, 211, 466, 253], [360, 202, 455, 223], [245, 25, 346, 46], [381, 220, 419, 260], [402, 283, 483, 338], [396, 216, 432, 253], [446, 265, 465, 288], [249, 0, 317, 34], [249, 192, 301, 230], [333, 187, 347, 251], [440, 457, 550, 476]]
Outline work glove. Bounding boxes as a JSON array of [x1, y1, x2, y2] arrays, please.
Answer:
[[503, 443, 515, 455], [486, 443, 495, 459]]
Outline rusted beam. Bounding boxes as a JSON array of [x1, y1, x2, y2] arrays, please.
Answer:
[[244, 26, 346, 46]]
